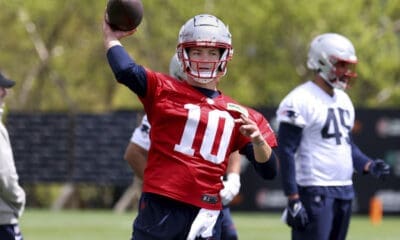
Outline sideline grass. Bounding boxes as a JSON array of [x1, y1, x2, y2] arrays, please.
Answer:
[[20, 208, 400, 240]]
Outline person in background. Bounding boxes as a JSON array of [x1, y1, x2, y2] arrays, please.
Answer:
[[103, 13, 278, 239], [0, 72, 25, 240], [276, 33, 390, 240], [124, 54, 240, 239]]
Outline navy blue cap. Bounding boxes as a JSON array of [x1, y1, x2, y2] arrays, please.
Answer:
[[0, 72, 15, 88]]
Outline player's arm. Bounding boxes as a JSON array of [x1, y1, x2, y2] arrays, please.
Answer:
[[236, 114, 272, 162], [124, 142, 148, 180], [240, 144, 278, 180], [124, 116, 151, 179], [103, 16, 147, 97], [350, 134, 390, 178], [220, 151, 241, 205], [238, 114, 278, 179], [226, 151, 241, 175], [277, 122, 302, 199], [0, 163, 26, 217], [277, 122, 309, 230], [350, 133, 371, 174]]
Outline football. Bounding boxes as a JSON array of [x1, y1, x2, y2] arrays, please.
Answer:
[[106, 0, 143, 31]]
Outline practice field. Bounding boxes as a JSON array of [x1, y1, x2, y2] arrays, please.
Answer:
[[20, 208, 400, 240]]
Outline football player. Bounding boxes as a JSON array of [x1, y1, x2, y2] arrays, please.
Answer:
[[276, 33, 390, 240], [0, 72, 25, 240], [103, 13, 278, 239], [124, 54, 240, 240]]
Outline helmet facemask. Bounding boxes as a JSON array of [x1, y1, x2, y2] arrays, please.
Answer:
[[318, 55, 358, 90], [178, 45, 232, 83]]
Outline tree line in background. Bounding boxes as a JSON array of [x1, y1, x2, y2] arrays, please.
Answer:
[[0, 0, 399, 113]]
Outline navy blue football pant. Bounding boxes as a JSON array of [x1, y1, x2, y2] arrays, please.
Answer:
[[220, 207, 238, 240], [293, 190, 352, 240], [132, 192, 223, 240], [0, 224, 23, 240]]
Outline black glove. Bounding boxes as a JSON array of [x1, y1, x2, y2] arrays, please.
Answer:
[[369, 159, 390, 179], [283, 199, 309, 231]]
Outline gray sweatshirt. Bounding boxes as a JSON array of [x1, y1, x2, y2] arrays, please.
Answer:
[[0, 108, 25, 224]]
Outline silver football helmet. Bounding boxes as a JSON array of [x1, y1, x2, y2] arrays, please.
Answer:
[[177, 14, 233, 84], [307, 33, 358, 90], [168, 53, 186, 81]]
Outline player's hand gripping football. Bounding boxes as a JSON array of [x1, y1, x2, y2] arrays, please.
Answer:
[[281, 199, 309, 231], [186, 208, 220, 240], [102, 13, 137, 49], [369, 159, 390, 179], [220, 173, 241, 205]]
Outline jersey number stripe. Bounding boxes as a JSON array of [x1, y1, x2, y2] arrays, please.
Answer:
[[321, 107, 351, 145], [174, 104, 235, 164]]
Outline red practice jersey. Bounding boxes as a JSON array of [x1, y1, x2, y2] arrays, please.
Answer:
[[140, 69, 277, 210]]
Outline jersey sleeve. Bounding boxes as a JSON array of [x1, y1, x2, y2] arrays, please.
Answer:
[[138, 69, 176, 119], [259, 115, 278, 148], [106, 45, 147, 96], [250, 109, 277, 148], [130, 115, 151, 151], [276, 91, 307, 128]]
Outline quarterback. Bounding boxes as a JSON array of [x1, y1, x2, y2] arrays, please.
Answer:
[[103, 13, 278, 239], [124, 55, 241, 239]]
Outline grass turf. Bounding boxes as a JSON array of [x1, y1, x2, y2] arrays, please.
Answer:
[[20, 208, 400, 240]]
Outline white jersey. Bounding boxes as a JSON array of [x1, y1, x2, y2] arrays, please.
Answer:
[[130, 114, 151, 151], [276, 81, 354, 187], [0, 108, 26, 224]]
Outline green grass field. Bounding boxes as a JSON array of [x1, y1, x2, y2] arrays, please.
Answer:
[[20, 208, 400, 240]]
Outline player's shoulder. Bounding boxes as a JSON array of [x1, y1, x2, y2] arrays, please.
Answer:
[[334, 88, 354, 109], [247, 107, 265, 121], [247, 107, 277, 145], [146, 69, 192, 93], [220, 94, 264, 117], [287, 81, 314, 97], [219, 94, 253, 117], [240, 106, 272, 128], [334, 88, 351, 100], [145, 68, 177, 83], [280, 81, 316, 105], [276, 82, 314, 126]]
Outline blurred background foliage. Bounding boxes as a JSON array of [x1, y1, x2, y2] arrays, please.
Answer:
[[0, 0, 399, 113]]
